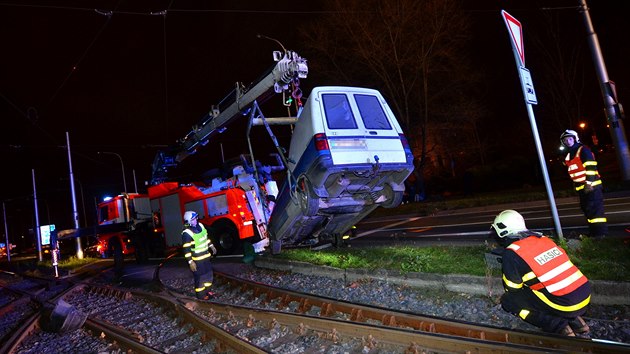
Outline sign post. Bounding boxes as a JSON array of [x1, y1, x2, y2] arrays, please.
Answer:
[[501, 10, 564, 240]]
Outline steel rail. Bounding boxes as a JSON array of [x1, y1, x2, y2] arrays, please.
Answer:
[[211, 271, 630, 354]]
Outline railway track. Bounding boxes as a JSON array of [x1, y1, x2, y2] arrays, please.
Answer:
[[2, 260, 630, 353], [2, 276, 550, 354], [162, 270, 630, 354]]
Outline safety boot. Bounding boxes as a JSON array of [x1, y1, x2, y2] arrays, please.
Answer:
[[568, 316, 590, 334], [557, 325, 575, 337]]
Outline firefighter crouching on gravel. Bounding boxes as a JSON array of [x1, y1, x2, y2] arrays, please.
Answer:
[[491, 210, 591, 336], [182, 211, 217, 300]]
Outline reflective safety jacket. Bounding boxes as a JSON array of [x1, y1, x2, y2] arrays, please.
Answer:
[[502, 234, 591, 312], [182, 223, 211, 263], [564, 144, 602, 191]]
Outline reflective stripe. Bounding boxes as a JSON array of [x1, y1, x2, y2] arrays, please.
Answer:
[[532, 291, 591, 312], [507, 244, 520, 251], [537, 260, 573, 282], [522, 271, 536, 282], [519, 309, 530, 320], [192, 253, 212, 261], [583, 161, 598, 167], [588, 217, 607, 224], [546, 270, 584, 293], [503, 274, 523, 289]]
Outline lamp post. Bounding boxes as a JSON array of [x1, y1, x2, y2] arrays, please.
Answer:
[[98, 151, 127, 194]]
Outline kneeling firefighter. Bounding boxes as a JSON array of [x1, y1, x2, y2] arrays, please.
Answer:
[[491, 210, 591, 336]]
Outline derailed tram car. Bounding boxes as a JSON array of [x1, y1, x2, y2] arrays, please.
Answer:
[[268, 86, 414, 251]]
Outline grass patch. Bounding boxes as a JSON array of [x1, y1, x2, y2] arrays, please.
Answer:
[[560, 237, 630, 281], [276, 245, 489, 276], [37, 255, 101, 271], [276, 239, 630, 281]]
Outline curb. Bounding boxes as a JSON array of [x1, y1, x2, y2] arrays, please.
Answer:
[[254, 257, 630, 306]]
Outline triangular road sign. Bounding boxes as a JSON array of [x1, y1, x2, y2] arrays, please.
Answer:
[[502, 10, 524, 66]]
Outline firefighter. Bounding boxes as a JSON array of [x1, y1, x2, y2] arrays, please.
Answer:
[[182, 211, 217, 300], [560, 129, 608, 238], [490, 210, 591, 336]]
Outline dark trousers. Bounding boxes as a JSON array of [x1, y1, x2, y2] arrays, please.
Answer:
[[501, 289, 587, 333], [192, 259, 214, 298], [579, 186, 607, 237]]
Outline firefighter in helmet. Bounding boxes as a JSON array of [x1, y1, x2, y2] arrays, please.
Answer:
[[560, 129, 608, 238], [182, 211, 217, 300], [491, 210, 591, 336]]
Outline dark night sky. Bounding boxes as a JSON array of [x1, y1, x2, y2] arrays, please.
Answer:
[[1, 1, 629, 240]]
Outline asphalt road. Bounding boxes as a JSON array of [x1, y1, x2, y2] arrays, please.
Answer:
[[349, 193, 630, 247]]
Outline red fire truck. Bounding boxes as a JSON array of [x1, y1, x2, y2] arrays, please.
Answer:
[[94, 155, 280, 260]]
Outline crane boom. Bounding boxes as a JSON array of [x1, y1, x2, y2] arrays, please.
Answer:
[[151, 50, 308, 185]]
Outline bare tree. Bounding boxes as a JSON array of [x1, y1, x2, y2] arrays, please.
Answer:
[[299, 0, 484, 184], [531, 7, 586, 145]]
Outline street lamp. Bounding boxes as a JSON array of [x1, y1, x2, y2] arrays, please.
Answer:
[[98, 151, 127, 194]]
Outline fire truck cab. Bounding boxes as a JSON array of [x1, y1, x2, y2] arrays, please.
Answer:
[[95, 193, 152, 258]]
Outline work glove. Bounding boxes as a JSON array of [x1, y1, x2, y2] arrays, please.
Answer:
[[188, 260, 197, 272], [209, 244, 217, 256]]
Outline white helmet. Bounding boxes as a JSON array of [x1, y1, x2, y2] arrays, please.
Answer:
[[491, 210, 527, 238], [560, 129, 580, 146], [183, 211, 198, 223]]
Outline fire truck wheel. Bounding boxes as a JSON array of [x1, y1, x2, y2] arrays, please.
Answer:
[[297, 176, 319, 216], [213, 222, 240, 255]]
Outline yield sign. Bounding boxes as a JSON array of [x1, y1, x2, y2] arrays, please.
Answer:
[[502, 10, 524, 66]]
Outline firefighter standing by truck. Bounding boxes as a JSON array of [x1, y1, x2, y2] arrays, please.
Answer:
[[560, 129, 608, 238], [490, 210, 591, 336], [182, 211, 217, 300]]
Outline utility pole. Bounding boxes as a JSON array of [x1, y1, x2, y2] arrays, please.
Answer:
[[579, 0, 630, 181], [2, 202, 10, 262], [66, 132, 83, 259], [32, 169, 43, 262]]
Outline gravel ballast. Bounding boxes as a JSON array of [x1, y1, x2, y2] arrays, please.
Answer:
[[198, 260, 630, 344]]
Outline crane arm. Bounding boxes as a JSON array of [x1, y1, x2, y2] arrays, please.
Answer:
[[151, 50, 307, 185]]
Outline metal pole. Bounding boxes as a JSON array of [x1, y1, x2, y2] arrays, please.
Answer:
[[524, 103, 564, 239], [99, 152, 127, 194], [579, 0, 630, 181], [501, 10, 563, 239], [66, 132, 83, 259], [32, 169, 43, 261], [3, 202, 11, 262]]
